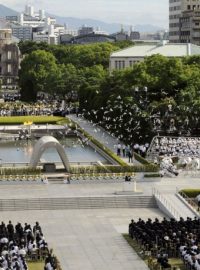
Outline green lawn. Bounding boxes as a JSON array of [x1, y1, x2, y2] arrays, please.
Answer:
[[28, 261, 44, 270], [0, 116, 67, 125], [123, 234, 185, 270]]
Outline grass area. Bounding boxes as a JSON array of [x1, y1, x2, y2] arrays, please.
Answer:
[[0, 116, 67, 125], [28, 261, 44, 270], [123, 234, 185, 270], [180, 189, 200, 198]]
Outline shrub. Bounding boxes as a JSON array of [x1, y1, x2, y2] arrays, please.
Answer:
[[180, 189, 200, 198], [143, 173, 161, 178], [66, 118, 159, 171], [67, 118, 127, 166], [134, 152, 150, 165], [69, 164, 159, 174], [0, 116, 65, 125], [0, 167, 41, 176]]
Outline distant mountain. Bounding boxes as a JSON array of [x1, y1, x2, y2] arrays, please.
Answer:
[[47, 14, 125, 33], [134, 24, 165, 33], [0, 4, 19, 17], [47, 13, 164, 34], [0, 4, 164, 34]]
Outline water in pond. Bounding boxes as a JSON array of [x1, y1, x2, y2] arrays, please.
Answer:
[[0, 137, 110, 164]]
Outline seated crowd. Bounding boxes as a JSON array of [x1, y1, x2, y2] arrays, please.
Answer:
[[148, 136, 200, 160], [129, 216, 200, 269], [0, 221, 56, 270]]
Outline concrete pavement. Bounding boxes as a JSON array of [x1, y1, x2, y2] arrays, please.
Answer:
[[0, 208, 163, 270]]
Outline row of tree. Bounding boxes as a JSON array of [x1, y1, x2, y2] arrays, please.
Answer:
[[79, 55, 200, 143], [18, 41, 131, 101], [18, 41, 200, 143]]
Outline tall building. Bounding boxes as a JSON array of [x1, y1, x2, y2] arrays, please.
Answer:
[[169, 0, 200, 43], [78, 26, 94, 36], [0, 19, 21, 90], [180, 9, 200, 45], [11, 24, 32, 41]]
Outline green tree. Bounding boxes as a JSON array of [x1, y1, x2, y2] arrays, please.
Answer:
[[19, 50, 58, 101], [56, 64, 82, 98], [18, 40, 50, 55]]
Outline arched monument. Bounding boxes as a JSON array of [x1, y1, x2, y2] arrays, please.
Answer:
[[30, 136, 70, 171]]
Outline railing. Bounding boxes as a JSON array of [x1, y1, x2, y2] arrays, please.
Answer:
[[152, 188, 180, 220], [0, 161, 99, 168]]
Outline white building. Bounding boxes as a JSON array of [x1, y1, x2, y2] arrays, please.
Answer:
[[64, 28, 78, 36], [109, 41, 200, 71], [11, 24, 32, 41], [33, 31, 56, 44], [9, 4, 57, 43], [54, 24, 65, 37], [169, 0, 200, 43]]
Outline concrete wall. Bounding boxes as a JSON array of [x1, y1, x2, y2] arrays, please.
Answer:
[[154, 196, 173, 219], [109, 57, 143, 72]]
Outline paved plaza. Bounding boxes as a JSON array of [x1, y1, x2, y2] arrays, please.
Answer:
[[0, 178, 165, 270], [0, 208, 163, 270], [0, 175, 199, 269], [0, 116, 200, 269]]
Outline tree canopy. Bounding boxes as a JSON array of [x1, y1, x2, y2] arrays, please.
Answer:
[[18, 40, 200, 143]]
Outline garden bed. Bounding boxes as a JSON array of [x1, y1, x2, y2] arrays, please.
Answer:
[[0, 116, 66, 125], [180, 189, 200, 198]]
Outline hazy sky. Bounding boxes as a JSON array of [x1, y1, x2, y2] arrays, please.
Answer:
[[2, 0, 168, 27]]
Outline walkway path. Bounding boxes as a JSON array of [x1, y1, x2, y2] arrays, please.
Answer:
[[67, 115, 139, 165]]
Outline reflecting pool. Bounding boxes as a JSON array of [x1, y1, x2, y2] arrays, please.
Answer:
[[0, 137, 110, 164]]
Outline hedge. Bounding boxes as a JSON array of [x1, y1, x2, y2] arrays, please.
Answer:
[[143, 173, 161, 178], [66, 117, 159, 170], [0, 116, 65, 125], [0, 167, 41, 176], [134, 152, 150, 165], [180, 189, 200, 198], [69, 164, 159, 174], [66, 117, 128, 166], [81, 130, 128, 166]]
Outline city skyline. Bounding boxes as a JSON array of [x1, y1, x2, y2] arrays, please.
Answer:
[[2, 0, 169, 28]]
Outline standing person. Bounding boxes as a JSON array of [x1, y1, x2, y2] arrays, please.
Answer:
[[141, 145, 146, 158], [75, 107, 79, 117], [133, 143, 139, 154], [125, 145, 130, 157], [128, 148, 133, 163], [122, 145, 126, 157], [7, 221, 14, 240], [139, 144, 144, 156], [117, 143, 121, 156]]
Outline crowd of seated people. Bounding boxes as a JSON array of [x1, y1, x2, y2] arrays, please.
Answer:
[[129, 217, 200, 269], [0, 221, 57, 270], [147, 136, 200, 160]]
